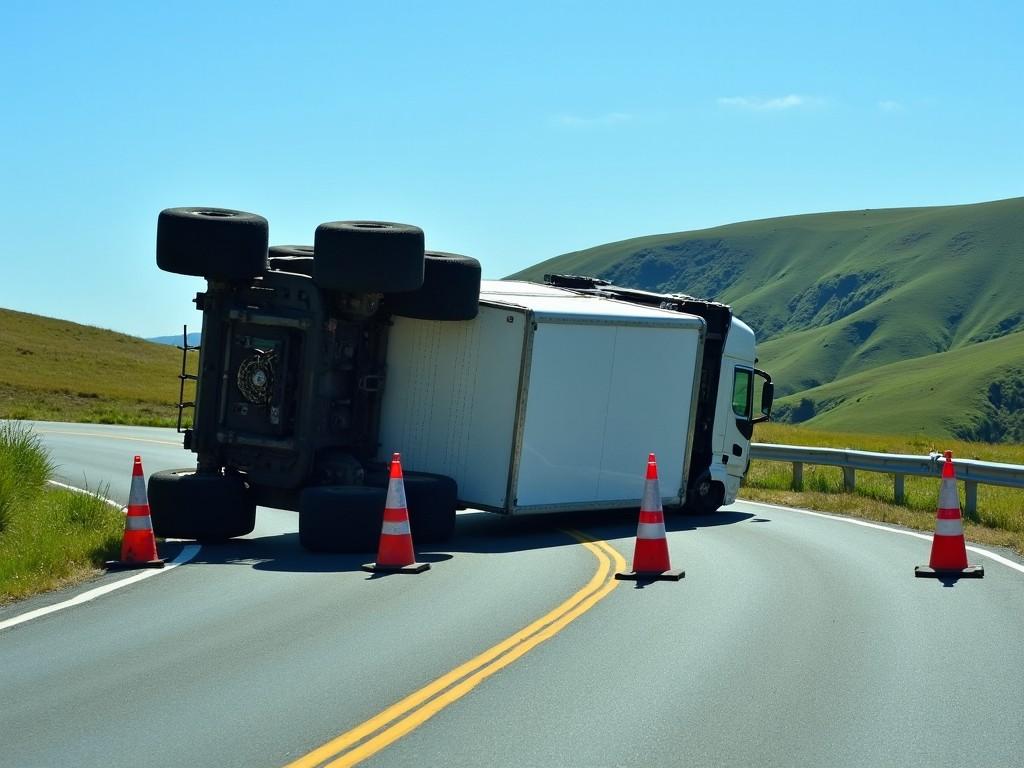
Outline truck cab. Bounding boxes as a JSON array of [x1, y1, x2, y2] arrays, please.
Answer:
[[712, 318, 773, 507]]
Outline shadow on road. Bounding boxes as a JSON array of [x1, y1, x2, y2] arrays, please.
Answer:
[[168, 506, 755, 574], [931, 572, 985, 588], [173, 534, 363, 572]]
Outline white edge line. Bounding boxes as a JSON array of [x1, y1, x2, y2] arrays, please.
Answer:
[[739, 499, 1024, 576], [47, 480, 126, 511], [0, 484, 202, 632]]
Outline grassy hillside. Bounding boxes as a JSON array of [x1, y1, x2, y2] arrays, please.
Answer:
[[772, 330, 1024, 440], [0, 308, 185, 426], [512, 197, 1024, 439]]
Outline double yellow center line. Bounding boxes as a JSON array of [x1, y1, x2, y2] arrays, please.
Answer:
[[286, 530, 626, 768]]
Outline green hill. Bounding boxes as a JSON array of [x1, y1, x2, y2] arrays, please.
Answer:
[[0, 309, 185, 426], [772, 331, 1024, 441], [512, 197, 1024, 440]]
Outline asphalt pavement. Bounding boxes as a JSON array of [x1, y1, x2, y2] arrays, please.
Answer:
[[1, 422, 1022, 767]]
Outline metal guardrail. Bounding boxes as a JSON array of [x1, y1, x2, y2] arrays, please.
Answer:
[[749, 443, 1024, 515]]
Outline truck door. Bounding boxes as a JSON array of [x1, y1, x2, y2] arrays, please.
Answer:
[[724, 364, 773, 469], [729, 365, 754, 441]]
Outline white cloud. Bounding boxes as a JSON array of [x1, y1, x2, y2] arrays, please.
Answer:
[[717, 94, 811, 111], [552, 112, 634, 127], [878, 100, 904, 112]]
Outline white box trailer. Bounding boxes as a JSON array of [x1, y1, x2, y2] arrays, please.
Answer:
[[378, 281, 706, 514]]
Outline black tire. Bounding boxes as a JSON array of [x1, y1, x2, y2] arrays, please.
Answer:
[[268, 245, 315, 277], [298, 485, 387, 553], [384, 252, 481, 321], [157, 207, 268, 281], [364, 469, 458, 543], [684, 475, 725, 514], [148, 468, 256, 541], [313, 221, 424, 293]]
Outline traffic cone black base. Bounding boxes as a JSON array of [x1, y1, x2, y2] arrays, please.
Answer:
[[915, 565, 984, 579], [614, 568, 684, 582], [361, 561, 430, 574]]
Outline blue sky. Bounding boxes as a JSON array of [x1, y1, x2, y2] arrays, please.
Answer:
[[1, 0, 1021, 337]]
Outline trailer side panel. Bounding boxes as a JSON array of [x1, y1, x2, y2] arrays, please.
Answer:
[[513, 317, 703, 511], [378, 307, 526, 509]]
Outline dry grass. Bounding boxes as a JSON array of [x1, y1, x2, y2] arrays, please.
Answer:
[[745, 423, 1024, 555], [0, 308, 190, 427]]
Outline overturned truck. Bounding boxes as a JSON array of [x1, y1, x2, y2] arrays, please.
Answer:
[[149, 207, 773, 551]]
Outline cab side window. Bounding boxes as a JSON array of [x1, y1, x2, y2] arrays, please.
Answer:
[[732, 368, 752, 419]]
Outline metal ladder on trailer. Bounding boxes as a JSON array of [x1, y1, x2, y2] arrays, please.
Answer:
[[176, 325, 200, 435]]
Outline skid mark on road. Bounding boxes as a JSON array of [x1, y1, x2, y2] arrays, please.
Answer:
[[286, 531, 626, 768]]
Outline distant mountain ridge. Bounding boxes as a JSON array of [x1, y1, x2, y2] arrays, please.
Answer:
[[148, 332, 201, 347], [511, 197, 1024, 440]]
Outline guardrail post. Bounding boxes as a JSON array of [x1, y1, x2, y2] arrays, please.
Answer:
[[792, 462, 803, 490], [964, 481, 978, 518], [894, 474, 905, 504], [843, 467, 855, 492]]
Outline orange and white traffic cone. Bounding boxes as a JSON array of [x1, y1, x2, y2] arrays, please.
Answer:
[[362, 453, 430, 574], [915, 450, 983, 579], [615, 453, 684, 582], [106, 455, 165, 570]]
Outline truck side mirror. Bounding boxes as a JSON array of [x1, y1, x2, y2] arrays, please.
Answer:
[[753, 370, 773, 424], [760, 382, 774, 415]]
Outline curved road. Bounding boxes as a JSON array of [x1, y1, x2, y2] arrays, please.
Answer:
[[1, 422, 1023, 767]]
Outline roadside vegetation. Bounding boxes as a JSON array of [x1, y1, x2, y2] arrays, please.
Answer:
[[0, 422, 124, 604], [743, 423, 1024, 556], [0, 308, 189, 427]]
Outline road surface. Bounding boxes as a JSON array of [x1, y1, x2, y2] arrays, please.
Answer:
[[1, 422, 1023, 767]]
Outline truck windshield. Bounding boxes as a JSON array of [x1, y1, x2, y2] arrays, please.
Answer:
[[732, 368, 752, 418]]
